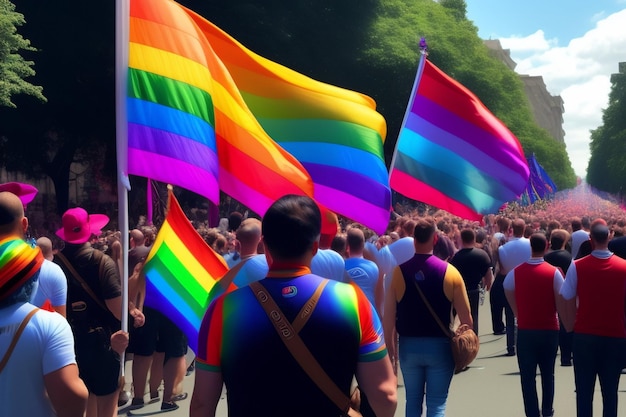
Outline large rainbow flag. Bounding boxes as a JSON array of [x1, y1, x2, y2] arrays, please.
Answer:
[[143, 189, 228, 354], [389, 53, 529, 220], [127, 0, 314, 217], [185, 10, 391, 234]]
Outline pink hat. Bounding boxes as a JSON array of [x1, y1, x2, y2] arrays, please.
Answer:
[[55, 207, 109, 244], [0, 182, 38, 207]]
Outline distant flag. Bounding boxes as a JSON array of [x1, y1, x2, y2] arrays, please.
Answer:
[[520, 154, 557, 205], [389, 41, 529, 220], [185, 9, 391, 234], [143, 189, 228, 354], [128, 0, 314, 217]]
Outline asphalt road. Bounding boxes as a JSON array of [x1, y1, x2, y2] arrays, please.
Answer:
[[119, 291, 626, 416]]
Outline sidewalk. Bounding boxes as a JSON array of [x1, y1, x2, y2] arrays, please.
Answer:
[[119, 291, 626, 416]]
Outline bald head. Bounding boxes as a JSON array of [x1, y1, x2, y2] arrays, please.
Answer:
[[36, 237, 54, 261], [130, 229, 145, 247], [0, 192, 27, 236], [346, 227, 365, 256], [236, 218, 262, 256]]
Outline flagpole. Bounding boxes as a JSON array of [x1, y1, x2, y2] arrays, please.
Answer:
[[115, 0, 131, 337], [388, 37, 429, 180]]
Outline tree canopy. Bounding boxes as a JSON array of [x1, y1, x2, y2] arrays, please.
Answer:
[[0, 0, 45, 107], [587, 65, 626, 194]]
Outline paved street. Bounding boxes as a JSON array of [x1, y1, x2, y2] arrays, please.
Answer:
[[119, 291, 626, 416]]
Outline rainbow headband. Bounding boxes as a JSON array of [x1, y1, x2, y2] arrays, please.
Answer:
[[0, 237, 44, 301]]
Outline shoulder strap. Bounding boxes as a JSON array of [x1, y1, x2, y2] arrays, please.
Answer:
[[249, 280, 351, 414], [0, 308, 39, 373], [413, 281, 453, 338], [217, 257, 251, 291], [56, 251, 109, 312]]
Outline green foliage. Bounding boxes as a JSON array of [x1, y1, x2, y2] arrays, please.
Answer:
[[0, 0, 45, 107], [588, 69, 626, 193]]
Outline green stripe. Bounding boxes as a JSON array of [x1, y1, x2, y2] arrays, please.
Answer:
[[149, 243, 209, 313], [128, 68, 215, 127], [256, 117, 384, 158]]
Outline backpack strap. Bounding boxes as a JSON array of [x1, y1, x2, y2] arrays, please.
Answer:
[[56, 251, 109, 312], [0, 308, 39, 373]]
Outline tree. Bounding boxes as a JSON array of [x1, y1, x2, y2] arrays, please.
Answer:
[[587, 65, 626, 194], [0, 0, 45, 107]]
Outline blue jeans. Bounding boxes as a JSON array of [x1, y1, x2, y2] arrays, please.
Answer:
[[516, 329, 558, 417], [572, 333, 626, 417], [399, 336, 454, 417]]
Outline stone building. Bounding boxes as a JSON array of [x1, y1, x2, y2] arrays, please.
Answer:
[[484, 39, 565, 144]]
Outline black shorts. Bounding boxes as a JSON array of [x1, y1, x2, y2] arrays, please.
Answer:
[[75, 327, 121, 396], [128, 306, 187, 359]]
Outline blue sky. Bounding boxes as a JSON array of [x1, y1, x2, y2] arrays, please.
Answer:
[[465, 0, 626, 178]]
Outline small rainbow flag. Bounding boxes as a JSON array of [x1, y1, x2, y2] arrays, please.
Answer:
[[390, 53, 529, 220], [143, 189, 228, 354], [128, 0, 313, 217]]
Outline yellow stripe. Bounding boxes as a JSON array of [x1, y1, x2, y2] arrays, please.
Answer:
[[147, 222, 215, 292], [129, 42, 213, 95]]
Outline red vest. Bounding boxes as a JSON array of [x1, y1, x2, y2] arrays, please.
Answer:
[[574, 255, 626, 338], [514, 262, 559, 330]]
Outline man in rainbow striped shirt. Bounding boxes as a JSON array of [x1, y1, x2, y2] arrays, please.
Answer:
[[558, 219, 626, 417], [191, 195, 397, 417]]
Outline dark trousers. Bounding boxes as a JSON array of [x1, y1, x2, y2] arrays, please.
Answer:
[[517, 329, 558, 417], [558, 319, 573, 365], [572, 333, 626, 417], [490, 274, 516, 350]]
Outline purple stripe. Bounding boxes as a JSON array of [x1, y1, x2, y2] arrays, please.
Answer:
[[314, 183, 390, 234], [128, 148, 219, 203], [409, 94, 528, 179], [128, 123, 219, 175], [304, 163, 391, 210]]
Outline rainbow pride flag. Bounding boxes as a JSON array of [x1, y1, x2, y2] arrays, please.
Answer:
[[390, 54, 529, 220], [183, 8, 391, 234], [143, 189, 228, 354], [128, 0, 313, 217]]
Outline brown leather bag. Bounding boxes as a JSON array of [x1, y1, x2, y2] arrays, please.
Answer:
[[414, 281, 479, 374]]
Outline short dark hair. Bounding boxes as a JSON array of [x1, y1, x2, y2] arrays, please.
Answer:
[[460, 229, 475, 245], [530, 232, 547, 253], [262, 195, 321, 260], [414, 218, 436, 244]]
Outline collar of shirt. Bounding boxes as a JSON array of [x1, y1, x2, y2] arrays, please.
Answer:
[[591, 249, 613, 259], [527, 257, 545, 265], [266, 262, 311, 278]]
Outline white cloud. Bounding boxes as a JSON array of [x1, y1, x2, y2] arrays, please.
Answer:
[[498, 9, 626, 178]]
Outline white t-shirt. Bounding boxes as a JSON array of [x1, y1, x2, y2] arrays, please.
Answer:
[[31, 259, 67, 308], [0, 302, 76, 416], [571, 230, 590, 259]]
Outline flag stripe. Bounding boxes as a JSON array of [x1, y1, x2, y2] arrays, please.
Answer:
[[280, 142, 388, 184], [314, 183, 391, 234], [128, 149, 219, 200], [128, 69, 214, 125], [128, 123, 217, 170], [254, 115, 384, 157], [390, 170, 483, 221], [305, 163, 391, 209]]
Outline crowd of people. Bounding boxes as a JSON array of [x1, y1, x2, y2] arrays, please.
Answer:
[[3, 181, 626, 416]]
